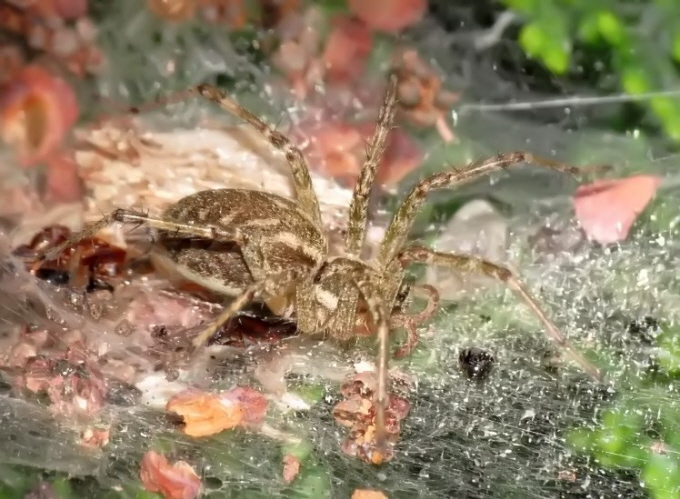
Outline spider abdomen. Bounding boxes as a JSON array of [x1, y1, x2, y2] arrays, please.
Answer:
[[154, 188, 328, 297]]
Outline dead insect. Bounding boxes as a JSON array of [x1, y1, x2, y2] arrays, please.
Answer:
[[15, 224, 127, 292], [459, 347, 495, 380], [35, 73, 602, 461]]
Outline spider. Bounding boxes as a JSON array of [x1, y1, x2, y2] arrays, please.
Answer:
[[36, 73, 602, 461]]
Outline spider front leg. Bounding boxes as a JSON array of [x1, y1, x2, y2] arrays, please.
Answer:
[[379, 151, 587, 267], [34, 209, 246, 263], [331, 74, 399, 341], [191, 85, 322, 225], [395, 245, 603, 382], [115, 85, 322, 225], [345, 72, 399, 255]]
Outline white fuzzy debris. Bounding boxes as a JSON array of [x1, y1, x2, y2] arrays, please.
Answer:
[[354, 360, 376, 373], [75, 122, 353, 236], [275, 392, 312, 413], [134, 372, 190, 410]]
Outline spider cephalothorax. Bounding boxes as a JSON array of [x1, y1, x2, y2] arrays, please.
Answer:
[[37, 73, 602, 461]]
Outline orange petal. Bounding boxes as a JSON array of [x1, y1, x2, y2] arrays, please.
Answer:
[[573, 175, 661, 245], [140, 451, 202, 499], [147, 0, 197, 22], [351, 490, 388, 499], [166, 389, 244, 437], [347, 0, 426, 33], [322, 16, 373, 84], [0, 65, 79, 167]]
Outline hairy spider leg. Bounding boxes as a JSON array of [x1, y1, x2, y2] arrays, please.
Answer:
[[106, 85, 322, 226], [192, 84, 322, 226], [345, 72, 399, 256], [397, 246, 603, 382], [379, 151, 581, 268], [389, 284, 440, 358], [330, 74, 399, 343], [375, 152, 584, 350], [35, 208, 247, 263], [315, 257, 390, 457]]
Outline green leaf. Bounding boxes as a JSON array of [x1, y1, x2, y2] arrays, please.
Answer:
[[542, 40, 571, 74], [643, 453, 680, 499], [596, 10, 626, 45], [519, 22, 545, 57], [578, 14, 601, 43], [672, 31, 680, 62], [622, 67, 651, 95]]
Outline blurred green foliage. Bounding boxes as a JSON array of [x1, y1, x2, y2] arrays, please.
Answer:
[[568, 321, 680, 499], [502, 0, 680, 141]]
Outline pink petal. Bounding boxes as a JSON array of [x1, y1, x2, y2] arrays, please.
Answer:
[[322, 16, 373, 84], [573, 175, 661, 245], [44, 149, 83, 203], [347, 0, 426, 33]]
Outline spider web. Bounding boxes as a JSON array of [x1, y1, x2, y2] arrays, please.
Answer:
[[2, 2, 680, 498]]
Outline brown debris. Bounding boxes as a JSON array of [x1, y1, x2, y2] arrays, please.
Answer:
[[333, 372, 410, 464], [391, 48, 459, 142]]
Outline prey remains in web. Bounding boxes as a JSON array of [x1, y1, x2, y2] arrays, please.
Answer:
[[35, 73, 603, 463]]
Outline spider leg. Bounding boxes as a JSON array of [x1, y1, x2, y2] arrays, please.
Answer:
[[389, 315, 419, 359], [316, 258, 390, 457], [191, 84, 321, 225], [331, 75, 399, 347], [336, 73, 398, 344], [190, 270, 308, 350], [351, 277, 391, 460], [388, 284, 440, 358], [345, 73, 399, 256], [35, 209, 246, 263], [398, 283, 440, 324], [396, 245, 603, 382], [378, 151, 584, 267]]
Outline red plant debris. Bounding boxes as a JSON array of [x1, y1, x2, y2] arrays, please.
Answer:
[[166, 387, 268, 437], [294, 118, 422, 188], [146, 0, 250, 28], [573, 175, 661, 245], [0, 65, 79, 167], [348, 0, 426, 33], [322, 15, 373, 85], [8, 349, 108, 420], [80, 426, 111, 449], [44, 149, 85, 203], [282, 454, 301, 484], [0, 2, 103, 80], [333, 373, 410, 464], [140, 450, 202, 499]]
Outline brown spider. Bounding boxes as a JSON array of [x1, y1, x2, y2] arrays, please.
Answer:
[[36, 73, 602, 461]]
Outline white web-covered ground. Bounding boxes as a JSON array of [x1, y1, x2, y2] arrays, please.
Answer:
[[1, 117, 678, 498]]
